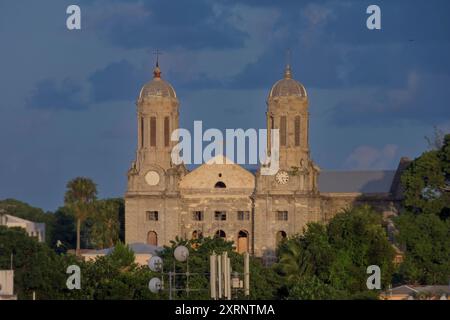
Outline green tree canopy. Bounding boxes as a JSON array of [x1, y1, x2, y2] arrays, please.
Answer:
[[275, 205, 395, 299], [64, 177, 98, 255]]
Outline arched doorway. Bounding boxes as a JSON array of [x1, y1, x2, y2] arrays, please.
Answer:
[[237, 230, 249, 253], [276, 231, 287, 245], [147, 231, 158, 246], [192, 230, 203, 240], [215, 230, 226, 239]]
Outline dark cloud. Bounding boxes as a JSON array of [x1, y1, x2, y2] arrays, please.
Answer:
[[329, 72, 450, 127], [88, 59, 147, 103], [88, 0, 248, 50], [26, 78, 85, 110], [226, 0, 450, 91]]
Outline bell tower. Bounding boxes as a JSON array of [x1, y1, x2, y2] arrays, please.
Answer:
[[125, 57, 185, 246], [135, 60, 179, 172], [258, 60, 319, 193]]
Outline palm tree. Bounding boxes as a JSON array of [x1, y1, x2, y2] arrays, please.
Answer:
[[64, 177, 97, 256], [276, 240, 312, 283], [90, 200, 120, 249]]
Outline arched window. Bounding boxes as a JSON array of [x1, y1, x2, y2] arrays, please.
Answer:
[[147, 231, 158, 246], [215, 230, 226, 238], [237, 230, 249, 253], [214, 181, 226, 188], [150, 117, 156, 147], [192, 230, 203, 240], [140, 117, 145, 148], [295, 116, 301, 146], [280, 116, 287, 146], [164, 116, 170, 147], [276, 231, 287, 245]]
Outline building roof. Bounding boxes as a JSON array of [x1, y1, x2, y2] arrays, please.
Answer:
[[318, 170, 397, 193], [383, 285, 450, 296], [138, 64, 177, 100], [268, 65, 307, 99]]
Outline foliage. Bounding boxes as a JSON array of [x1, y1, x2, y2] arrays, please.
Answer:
[[51, 206, 76, 251], [61, 244, 158, 300], [394, 212, 450, 284], [275, 205, 395, 299], [395, 134, 450, 284], [0, 198, 55, 245], [64, 177, 98, 255], [287, 276, 338, 300], [88, 199, 121, 249], [0, 226, 66, 299], [401, 134, 450, 219]]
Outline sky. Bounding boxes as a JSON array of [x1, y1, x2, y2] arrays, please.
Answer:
[[0, 0, 449, 212]]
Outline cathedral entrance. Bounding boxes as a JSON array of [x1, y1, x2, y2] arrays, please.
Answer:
[[237, 230, 249, 253], [147, 231, 158, 246]]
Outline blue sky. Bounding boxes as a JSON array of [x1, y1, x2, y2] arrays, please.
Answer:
[[0, 0, 449, 211]]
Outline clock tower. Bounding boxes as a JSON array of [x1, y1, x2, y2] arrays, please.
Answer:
[[125, 60, 185, 245], [256, 61, 319, 194]]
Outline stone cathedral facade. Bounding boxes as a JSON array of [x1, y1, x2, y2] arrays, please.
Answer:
[[125, 61, 407, 260]]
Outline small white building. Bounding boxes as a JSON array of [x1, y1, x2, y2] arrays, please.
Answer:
[[0, 211, 46, 242], [0, 270, 17, 300]]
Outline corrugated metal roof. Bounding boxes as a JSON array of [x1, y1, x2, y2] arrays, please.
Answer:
[[318, 170, 396, 193]]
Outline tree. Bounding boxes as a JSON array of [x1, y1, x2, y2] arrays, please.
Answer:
[[401, 133, 450, 219], [64, 177, 97, 256], [0, 226, 66, 299], [395, 212, 450, 284], [275, 239, 312, 283], [395, 134, 450, 284], [51, 206, 76, 251], [287, 275, 337, 300], [89, 199, 121, 249], [275, 205, 395, 299], [0, 198, 55, 245]]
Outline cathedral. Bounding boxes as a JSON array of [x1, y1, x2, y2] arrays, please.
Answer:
[[125, 59, 408, 260]]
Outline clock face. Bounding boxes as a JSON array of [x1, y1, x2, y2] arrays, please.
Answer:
[[275, 170, 289, 185], [145, 170, 160, 186]]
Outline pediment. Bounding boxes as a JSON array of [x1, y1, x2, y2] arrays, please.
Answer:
[[179, 155, 255, 190]]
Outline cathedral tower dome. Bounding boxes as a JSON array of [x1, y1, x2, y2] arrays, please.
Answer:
[[268, 64, 307, 99], [138, 62, 177, 101]]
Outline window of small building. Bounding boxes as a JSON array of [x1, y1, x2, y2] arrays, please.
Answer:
[[192, 211, 204, 221], [276, 211, 288, 221], [214, 211, 227, 221], [237, 211, 250, 221], [146, 211, 159, 221]]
